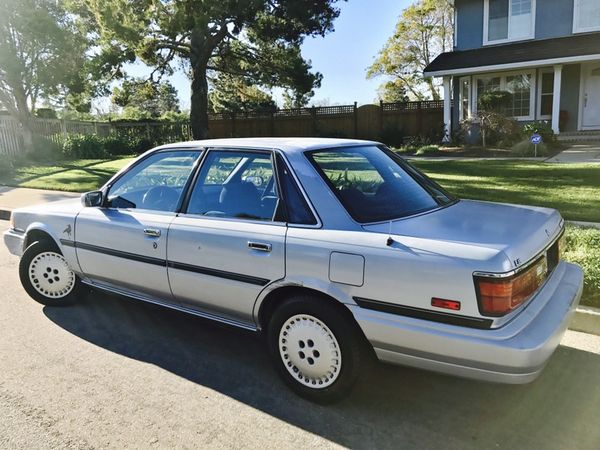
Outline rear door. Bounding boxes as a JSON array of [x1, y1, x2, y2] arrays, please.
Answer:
[[167, 149, 286, 326]]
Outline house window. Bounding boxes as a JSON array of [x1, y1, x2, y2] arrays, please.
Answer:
[[474, 71, 535, 120], [459, 77, 471, 120], [573, 0, 600, 33], [538, 70, 554, 119], [484, 0, 535, 45]]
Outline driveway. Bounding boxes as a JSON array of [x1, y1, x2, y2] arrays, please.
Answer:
[[0, 221, 599, 449], [546, 143, 600, 163]]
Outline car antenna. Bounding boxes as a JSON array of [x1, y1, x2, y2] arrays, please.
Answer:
[[386, 219, 394, 246]]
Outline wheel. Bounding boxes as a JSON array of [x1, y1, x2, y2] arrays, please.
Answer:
[[267, 294, 365, 403], [19, 240, 81, 306]]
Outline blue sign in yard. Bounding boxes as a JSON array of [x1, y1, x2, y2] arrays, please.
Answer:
[[530, 133, 542, 145]]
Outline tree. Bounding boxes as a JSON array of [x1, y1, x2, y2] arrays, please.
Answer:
[[73, 0, 342, 139], [208, 74, 276, 113], [0, 0, 89, 133], [474, 90, 514, 148], [367, 0, 453, 101], [376, 80, 409, 103], [112, 78, 180, 118]]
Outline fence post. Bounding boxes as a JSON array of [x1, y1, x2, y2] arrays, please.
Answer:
[[145, 122, 151, 140], [231, 112, 236, 137], [60, 119, 68, 141], [416, 101, 424, 136], [353, 102, 358, 138], [270, 110, 275, 136], [311, 107, 317, 135], [379, 100, 384, 136]]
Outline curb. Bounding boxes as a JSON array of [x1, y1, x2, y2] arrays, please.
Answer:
[[566, 220, 600, 229], [570, 307, 600, 336]]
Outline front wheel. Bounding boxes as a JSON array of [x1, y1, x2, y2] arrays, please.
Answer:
[[19, 240, 81, 306], [267, 295, 365, 403]]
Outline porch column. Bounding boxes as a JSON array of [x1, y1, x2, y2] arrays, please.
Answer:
[[442, 76, 451, 143], [551, 65, 563, 134]]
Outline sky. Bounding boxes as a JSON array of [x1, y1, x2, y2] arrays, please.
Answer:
[[124, 0, 413, 111]]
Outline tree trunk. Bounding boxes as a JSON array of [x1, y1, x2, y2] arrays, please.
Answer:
[[189, 27, 210, 140], [190, 63, 209, 139]]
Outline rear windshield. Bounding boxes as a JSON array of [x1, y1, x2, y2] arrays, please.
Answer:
[[307, 145, 455, 223]]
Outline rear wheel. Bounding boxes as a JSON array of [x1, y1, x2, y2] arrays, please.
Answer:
[[267, 294, 365, 403], [19, 240, 81, 306]]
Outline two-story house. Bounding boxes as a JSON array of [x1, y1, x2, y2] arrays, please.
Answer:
[[424, 0, 600, 140]]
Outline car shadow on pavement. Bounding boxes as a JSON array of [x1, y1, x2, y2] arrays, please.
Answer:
[[44, 289, 600, 450]]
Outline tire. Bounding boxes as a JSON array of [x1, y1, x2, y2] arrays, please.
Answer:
[[19, 239, 82, 306], [267, 294, 365, 403]]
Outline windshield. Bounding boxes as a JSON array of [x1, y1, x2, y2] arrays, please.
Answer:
[[307, 145, 455, 223]]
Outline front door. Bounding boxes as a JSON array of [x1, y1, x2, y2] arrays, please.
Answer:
[[582, 63, 600, 130], [75, 149, 202, 300], [168, 149, 286, 326]]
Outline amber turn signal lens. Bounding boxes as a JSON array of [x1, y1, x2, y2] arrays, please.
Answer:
[[474, 257, 548, 317]]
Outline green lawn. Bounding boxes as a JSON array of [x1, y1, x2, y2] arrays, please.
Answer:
[[0, 158, 134, 192], [411, 160, 600, 223]]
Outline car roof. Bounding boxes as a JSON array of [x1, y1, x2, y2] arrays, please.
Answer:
[[157, 137, 380, 154]]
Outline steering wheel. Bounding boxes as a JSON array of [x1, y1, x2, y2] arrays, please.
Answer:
[[141, 186, 179, 211]]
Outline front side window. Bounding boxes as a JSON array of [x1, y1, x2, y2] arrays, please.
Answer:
[[459, 77, 472, 120], [307, 146, 453, 223], [485, 0, 534, 44], [108, 150, 201, 212], [186, 151, 279, 221], [574, 0, 600, 33], [538, 70, 554, 118], [475, 71, 534, 120]]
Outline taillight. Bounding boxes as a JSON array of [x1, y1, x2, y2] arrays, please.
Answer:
[[474, 257, 548, 317]]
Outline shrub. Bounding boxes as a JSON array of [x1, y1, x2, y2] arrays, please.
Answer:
[[25, 136, 63, 162], [0, 157, 14, 177], [415, 145, 440, 156], [380, 125, 405, 148], [522, 121, 557, 147], [510, 139, 549, 157], [62, 135, 107, 159], [564, 225, 600, 308]]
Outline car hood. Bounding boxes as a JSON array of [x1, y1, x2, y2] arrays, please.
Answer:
[[362, 200, 563, 272], [15, 197, 83, 215]]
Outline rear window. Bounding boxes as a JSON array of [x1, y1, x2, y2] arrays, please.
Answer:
[[307, 145, 454, 223]]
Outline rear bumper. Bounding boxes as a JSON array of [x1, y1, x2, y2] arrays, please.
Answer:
[[3, 228, 25, 257], [350, 261, 583, 384]]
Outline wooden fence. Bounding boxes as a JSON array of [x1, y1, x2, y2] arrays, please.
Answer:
[[0, 100, 444, 156]]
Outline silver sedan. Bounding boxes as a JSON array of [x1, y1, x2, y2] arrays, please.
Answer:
[[4, 138, 583, 402]]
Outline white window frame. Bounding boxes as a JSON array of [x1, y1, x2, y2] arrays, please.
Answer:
[[573, 0, 600, 34], [537, 68, 554, 120], [483, 0, 536, 46], [458, 76, 472, 120], [473, 70, 536, 121]]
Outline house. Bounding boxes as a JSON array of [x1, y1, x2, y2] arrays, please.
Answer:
[[424, 0, 600, 140]]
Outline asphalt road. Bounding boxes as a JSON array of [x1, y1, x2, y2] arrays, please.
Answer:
[[1, 222, 599, 449]]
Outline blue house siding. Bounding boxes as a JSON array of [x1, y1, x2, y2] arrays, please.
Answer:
[[456, 0, 577, 51], [536, 0, 574, 40], [455, 0, 483, 50]]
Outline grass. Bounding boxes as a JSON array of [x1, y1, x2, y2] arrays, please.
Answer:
[[411, 160, 600, 223], [0, 158, 134, 192], [564, 225, 600, 308]]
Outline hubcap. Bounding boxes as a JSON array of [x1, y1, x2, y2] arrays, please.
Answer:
[[279, 314, 342, 389], [29, 252, 75, 299]]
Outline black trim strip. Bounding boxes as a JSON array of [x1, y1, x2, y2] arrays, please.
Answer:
[[60, 239, 269, 286], [167, 261, 270, 286], [353, 296, 493, 329]]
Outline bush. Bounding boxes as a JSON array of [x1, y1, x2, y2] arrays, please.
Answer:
[[0, 157, 14, 177], [62, 135, 107, 159], [25, 136, 63, 162], [380, 125, 405, 148], [510, 139, 549, 157], [564, 225, 600, 308], [415, 145, 440, 156], [522, 121, 558, 147]]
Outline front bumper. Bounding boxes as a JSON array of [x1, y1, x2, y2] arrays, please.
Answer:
[[350, 261, 583, 384], [3, 228, 25, 257]]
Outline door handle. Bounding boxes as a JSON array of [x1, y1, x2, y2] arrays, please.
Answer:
[[143, 228, 161, 238], [584, 93, 588, 108], [248, 241, 272, 252]]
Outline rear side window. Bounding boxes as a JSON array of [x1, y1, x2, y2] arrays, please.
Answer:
[[276, 155, 317, 225]]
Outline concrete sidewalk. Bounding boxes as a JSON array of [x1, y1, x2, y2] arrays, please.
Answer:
[[546, 143, 600, 163], [0, 186, 79, 220]]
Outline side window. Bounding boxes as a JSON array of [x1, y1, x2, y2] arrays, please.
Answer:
[[186, 150, 279, 221], [276, 154, 317, 225], [108, 150, 201, 212]]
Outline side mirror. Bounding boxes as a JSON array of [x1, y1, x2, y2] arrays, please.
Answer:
[[81, 191, 103, 207]]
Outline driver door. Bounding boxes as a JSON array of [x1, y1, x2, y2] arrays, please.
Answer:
[[75, 149, 202, 300]]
